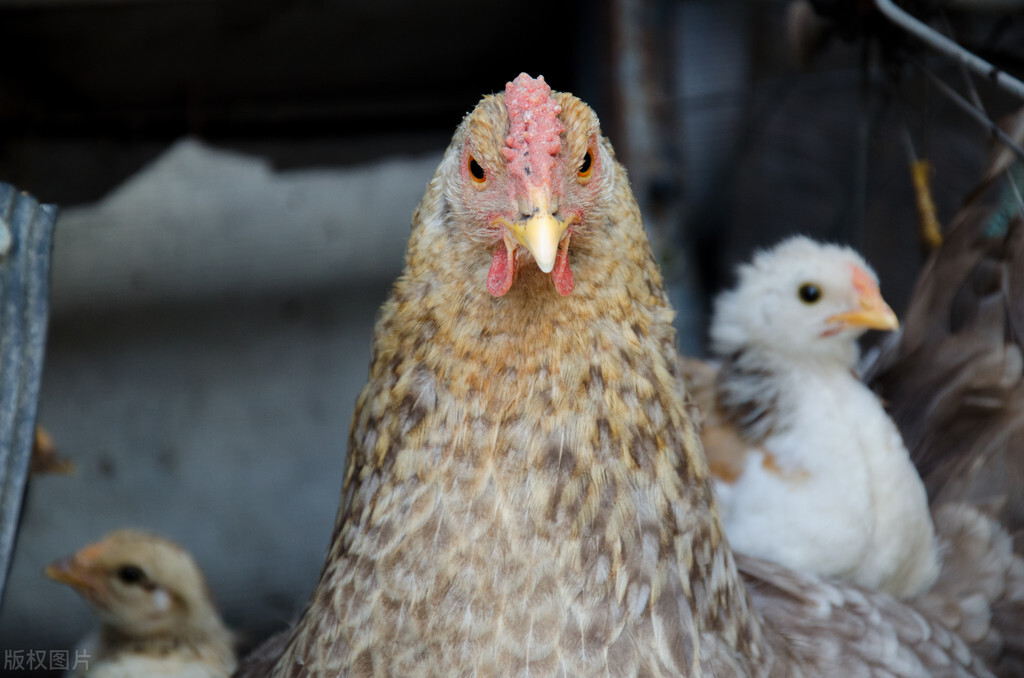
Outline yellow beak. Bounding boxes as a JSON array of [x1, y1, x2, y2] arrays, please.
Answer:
[[521, 214, 567, 273], [506, 189, 570, 273], [826, 287, 899, 331]]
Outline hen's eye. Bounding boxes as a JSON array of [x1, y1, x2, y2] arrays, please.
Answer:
[[468, 156, 486, 183], [578, 151, 593, 178], [798, 283, 822, 304], [116, 565, 145, 585]]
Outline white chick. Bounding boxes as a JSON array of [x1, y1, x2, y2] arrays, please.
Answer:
[[703, 236, 939, 598]]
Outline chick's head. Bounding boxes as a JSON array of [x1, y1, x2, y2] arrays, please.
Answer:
[[46, 529, 218, 639], [711, 236, 898, 367]]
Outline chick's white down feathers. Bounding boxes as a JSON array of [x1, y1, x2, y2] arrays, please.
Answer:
[[707, 236, 940, 598]]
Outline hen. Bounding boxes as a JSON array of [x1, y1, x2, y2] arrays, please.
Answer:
[[694, 236, 939, 599], [237, 74, 1004, 677], [47, 529, 237, 678]]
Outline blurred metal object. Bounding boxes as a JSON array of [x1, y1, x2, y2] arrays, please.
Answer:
[[0, 205, 9, 257], [48, 139, 438, 316], [0, 184, 57, 609], [874, 0, 1024, 101], [940, 0, 1024, 12], [606, 0, 705, 355]]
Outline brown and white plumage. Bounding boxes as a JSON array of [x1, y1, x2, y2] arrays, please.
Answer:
[[237, 74, 1001, 677], [47, 529, 236, 678]]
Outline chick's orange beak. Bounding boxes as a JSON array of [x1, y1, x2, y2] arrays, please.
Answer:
[[45, 556, 99, 593], [504, 189, 570, 274], [825, 266, 899, 332], [46, 557, 90, 589]]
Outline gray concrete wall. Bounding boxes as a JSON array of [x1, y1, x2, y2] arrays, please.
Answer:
[[0, 140, 439, 655]]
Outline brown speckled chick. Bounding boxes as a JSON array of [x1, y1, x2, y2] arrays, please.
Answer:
[[239, 74, 998, 677], [47, 529, 236, 678]]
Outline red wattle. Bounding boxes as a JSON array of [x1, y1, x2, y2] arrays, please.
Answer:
[[487, 246, 515, 297], [552, 245, 573, 296]]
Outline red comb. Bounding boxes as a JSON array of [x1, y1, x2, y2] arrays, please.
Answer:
[[850, 265, 877, 295], [502, 74, 564, 189]]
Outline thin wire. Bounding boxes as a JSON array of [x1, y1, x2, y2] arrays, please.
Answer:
[[874, 0, 1024, 101], [912, 59, 1024, 163], [939, 11, 986, 113], [939, 11, 1023, 225]]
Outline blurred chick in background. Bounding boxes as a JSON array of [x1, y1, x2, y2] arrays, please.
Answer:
[[46, 530, 236, 678]]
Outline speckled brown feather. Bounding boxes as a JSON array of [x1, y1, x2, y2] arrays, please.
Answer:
[[741, 554, 995, 678], [237, 80, 998, 678]]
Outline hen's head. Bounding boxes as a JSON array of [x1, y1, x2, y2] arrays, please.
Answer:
[[711, 236, 898, 366], [46, 529, 221, 640], [440, 73, 613, 297]]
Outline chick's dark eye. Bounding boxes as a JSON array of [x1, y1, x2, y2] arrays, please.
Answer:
[[578, 151, 593, 177], [116, 565, 145, 585], [468, 156, 485, 183], [798, 283, 822, 304]]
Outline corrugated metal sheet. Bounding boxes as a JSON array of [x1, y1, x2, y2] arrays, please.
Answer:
[[0, 184, 57, 608]]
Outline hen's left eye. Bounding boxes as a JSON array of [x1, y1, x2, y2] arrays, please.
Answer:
[[578, 151, 593, 178], [798, 283, 822, 304], [468, 156, 486, 183]]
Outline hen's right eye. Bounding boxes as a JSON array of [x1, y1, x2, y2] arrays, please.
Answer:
[[468, 156, 486, 183], [578, 150, 593, 178]]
